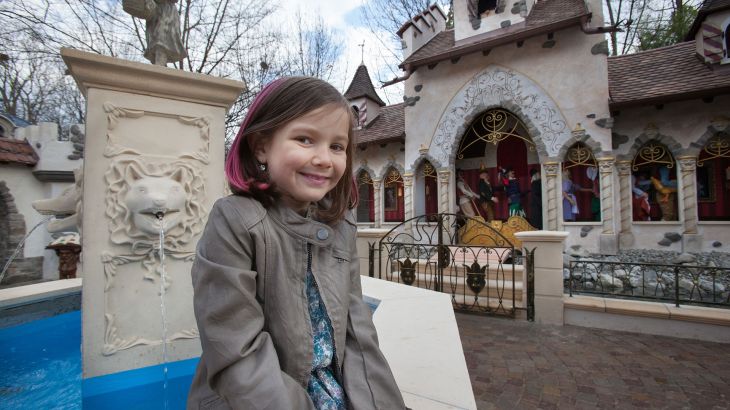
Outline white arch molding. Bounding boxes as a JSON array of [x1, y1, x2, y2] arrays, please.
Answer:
[[428, 64, 571, 167]]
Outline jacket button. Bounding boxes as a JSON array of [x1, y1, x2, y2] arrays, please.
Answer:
[[316, 229, 329, 240]]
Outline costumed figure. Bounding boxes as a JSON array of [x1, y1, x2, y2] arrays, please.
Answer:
[[632, 172, 652, 221], [528, 168, 543, 229], [499, 167, 525, 218], [562, 169, 594, 222], [478, 168, 497, 222], [456, 169, 479, 217], [649, 166, 678, 221]]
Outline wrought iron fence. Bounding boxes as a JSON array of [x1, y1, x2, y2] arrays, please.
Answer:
[[567, 260, 730, 308], [373, 213, 521, 317]]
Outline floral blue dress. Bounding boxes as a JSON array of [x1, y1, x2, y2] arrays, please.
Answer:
[[306, 245, 347, 410]]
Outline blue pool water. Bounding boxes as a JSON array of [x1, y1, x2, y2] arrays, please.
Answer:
[[0, 310, 81, 410], [0, 308, 197, 409]]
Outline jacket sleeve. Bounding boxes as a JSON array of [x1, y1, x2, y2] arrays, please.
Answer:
[[341, 223, 406, 409], [191, 199, 314, 409]]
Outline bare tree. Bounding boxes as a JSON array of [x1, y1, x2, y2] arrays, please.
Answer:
[[604, 0, 701, 55], [288, 9, 343, 81]]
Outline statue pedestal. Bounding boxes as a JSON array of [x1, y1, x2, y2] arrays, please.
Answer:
[[62, 48, 245, 380]]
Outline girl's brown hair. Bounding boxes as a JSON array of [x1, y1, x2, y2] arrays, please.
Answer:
[[225, 76, 357, 224]]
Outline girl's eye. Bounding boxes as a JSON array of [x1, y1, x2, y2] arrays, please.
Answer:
[[331, 144, 346, 152], [296, 136, 313, 145]]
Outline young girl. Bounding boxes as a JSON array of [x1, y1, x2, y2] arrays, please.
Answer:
[[187, 77, 406, 409]]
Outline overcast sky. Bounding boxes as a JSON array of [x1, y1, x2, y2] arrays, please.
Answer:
[[277, 0, 405, 104]]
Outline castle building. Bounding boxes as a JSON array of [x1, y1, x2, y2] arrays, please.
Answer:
[[348, 0, 730, 254]]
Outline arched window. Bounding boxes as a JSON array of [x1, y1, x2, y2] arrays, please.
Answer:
[[415, 160, 438, 221], [356, 170, 374, 223], [562, 142, 600, 222], [697, 133, 730, 220], [0, 124, 5, 138], [631, 141, 678, 221], [383, 167, 404, 223]]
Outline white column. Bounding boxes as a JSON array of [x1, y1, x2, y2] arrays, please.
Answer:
[[616, 160, 634, 248], [515, 231, 569, 325], [678, 156, 702, 251], [403, 173, 414, 233], [437, 169, 451, 214], [543, 163, 560, 231], [372, 178, 382, 228], [597, 157, 618, 255]]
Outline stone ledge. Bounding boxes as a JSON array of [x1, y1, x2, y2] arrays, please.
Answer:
[[0, 278, 82, 308], [565, 295, 730, 326]]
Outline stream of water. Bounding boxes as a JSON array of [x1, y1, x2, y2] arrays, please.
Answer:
[[0, 215, 53, 286], [156, 213, 170, 410]]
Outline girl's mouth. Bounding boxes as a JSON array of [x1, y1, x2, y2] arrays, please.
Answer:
[[300, 172, 329, 185]]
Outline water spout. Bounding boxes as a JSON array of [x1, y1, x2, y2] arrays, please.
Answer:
[[0, 215, 53, 286]]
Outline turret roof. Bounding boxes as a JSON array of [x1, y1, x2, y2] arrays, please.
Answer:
[[344, 65, 386, 106]]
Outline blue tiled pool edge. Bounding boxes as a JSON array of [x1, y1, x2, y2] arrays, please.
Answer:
[[83, 357, 198, 409]]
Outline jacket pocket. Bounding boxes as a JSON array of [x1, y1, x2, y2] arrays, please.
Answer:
[[199, 394, 228, 410], [332, 248, 350, 263]]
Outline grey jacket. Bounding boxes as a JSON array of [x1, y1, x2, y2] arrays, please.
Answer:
[[187, 195, 406, 409]]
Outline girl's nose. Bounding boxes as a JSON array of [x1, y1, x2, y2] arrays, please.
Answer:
[[312, 146, 332, 168]]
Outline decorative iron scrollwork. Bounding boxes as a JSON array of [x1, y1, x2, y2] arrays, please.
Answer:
[[632, 142, 675, 171], [698, 133, 730, 167], [358, 170, 373, 186], [563, 142, 597, 169], [457, 109, 535, 159]]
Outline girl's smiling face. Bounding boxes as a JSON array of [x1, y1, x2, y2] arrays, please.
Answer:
[[254, 105, 350, 213]]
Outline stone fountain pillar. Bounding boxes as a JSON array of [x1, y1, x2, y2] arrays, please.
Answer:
[[62, 48, 245, 381]]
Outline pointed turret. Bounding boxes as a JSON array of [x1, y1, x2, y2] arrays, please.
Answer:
[[344, 64, 386, 128]]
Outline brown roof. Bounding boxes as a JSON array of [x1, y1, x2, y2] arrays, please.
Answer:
[[344, 65, 386, 106], [355, 104, 405, 145], [686, 0, 730, 39], [607, 41, 730, 109], [400, 0, 589, 69], [0, 137, 38, 166]]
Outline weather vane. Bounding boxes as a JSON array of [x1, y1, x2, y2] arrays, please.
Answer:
[[358, 41, 365, 65]]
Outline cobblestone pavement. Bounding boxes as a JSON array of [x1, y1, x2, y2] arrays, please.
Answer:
[[455, 313, 730, 410]]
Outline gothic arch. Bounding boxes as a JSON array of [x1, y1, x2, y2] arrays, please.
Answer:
[[621, 130, 684, 161], [427, 64, 571, 167], [687, 119, 730, 157], [353, 164, 377, 180], [377, 161, 406, 181], [555, 131, 603, 160], [408, 153, 443, 174]]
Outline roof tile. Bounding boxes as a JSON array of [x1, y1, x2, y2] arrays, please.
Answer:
[[0, 137, 38, 166], [608, 41, 730, 108], [355, 104, 405, 145]]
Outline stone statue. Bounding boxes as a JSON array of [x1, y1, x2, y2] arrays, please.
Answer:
[[32, 168, 83, 234], [124, 0, 187, 66]]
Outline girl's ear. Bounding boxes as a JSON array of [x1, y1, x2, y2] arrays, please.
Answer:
[[252, 135, 269, 164]]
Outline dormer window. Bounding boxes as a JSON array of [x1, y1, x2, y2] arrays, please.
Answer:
[[478, 0, 497, 15]]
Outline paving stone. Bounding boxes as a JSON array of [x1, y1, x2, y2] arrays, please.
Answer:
[[455, 313, 730, 409]]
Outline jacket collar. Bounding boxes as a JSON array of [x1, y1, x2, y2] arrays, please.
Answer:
[[266, 200, 335, 246]]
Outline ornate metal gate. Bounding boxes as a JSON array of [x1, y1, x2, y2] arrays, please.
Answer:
[[374, 213, 527, 317]]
